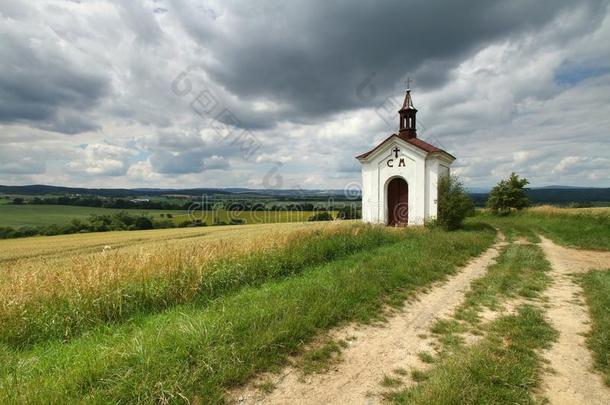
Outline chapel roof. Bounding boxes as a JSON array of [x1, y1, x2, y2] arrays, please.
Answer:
[[355, 132, 455, 160], [356, 88, 454, 161]]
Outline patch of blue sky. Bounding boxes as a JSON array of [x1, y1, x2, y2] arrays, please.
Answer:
[[554, 63, 610, 85]]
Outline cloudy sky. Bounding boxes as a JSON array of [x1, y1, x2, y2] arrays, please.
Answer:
[[1, 0, 609, 190]]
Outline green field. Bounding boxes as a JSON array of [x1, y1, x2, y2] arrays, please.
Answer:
[[0, 204, 332, 228], [1, 208, 610, 403], [0, 205, 183, 227], [476, 206, 610, 250], [393, 243, 556, 404], [0, 222, 495, 403]]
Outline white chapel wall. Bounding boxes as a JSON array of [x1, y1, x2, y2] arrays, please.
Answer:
[[360, 140, 428, 225]]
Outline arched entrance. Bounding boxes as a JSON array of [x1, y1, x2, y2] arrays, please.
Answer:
[[387, 177, 408, 226]]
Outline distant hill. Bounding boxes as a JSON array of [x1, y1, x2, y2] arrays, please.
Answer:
[[470, 188, 610, 207], [2, 184, 609, 206], [0, 184, 353, 199], [464, 187, 490, 193], [532, 185, 599, 190]]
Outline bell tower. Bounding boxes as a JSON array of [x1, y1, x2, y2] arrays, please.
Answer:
[[398, 88, 417, 139], [356, 80, 455, 227]]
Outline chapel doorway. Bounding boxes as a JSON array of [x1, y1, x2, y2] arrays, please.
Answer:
[[387, 177, 408, 226]]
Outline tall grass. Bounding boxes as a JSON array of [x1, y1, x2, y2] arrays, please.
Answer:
[[455, 244, 551, 325], [0, 225, 495, 403], [0, 222, 304, 263], [578, 269, 610, 387], [392, 306, 557, 404], [476, 206, 610, 250], [0, 223, 406, 347], [392, 243, 556, 404]]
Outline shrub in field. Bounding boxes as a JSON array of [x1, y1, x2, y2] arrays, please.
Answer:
[[134, 215, 154, 230], [336, 205, 361, 220], [308, 211, 334, 221], [0, 211, 165, 238], [486, 172, 530, 215], [436, 175, 474, 230]]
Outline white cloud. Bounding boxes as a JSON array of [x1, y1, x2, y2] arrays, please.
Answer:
[[67, 143, 135, 176], [0, 0, 609, 189]]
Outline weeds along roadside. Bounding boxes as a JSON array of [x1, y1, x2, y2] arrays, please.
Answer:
[[0, 223, 416, 348], [453, 243, 551, 330], [391, 306, 557, 404], [578, 269, 610, 387], [474, 207, 610, 250], [0, 224, 495, 403], [389, 242, 557, 404]]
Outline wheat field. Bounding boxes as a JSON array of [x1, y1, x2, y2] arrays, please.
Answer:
[[1, 220, 393, 346], [0, 221, 319, 264], [0, 219, 495, 403]]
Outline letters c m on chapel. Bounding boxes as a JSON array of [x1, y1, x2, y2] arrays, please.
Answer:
[[356, 89, 455, 226]]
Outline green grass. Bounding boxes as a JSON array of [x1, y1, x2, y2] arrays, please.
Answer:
[[393, 367, 409, 376], [455, 244, 551, 325], [0, 204, 335, 228], [389, 242, 556, 404], [1, 225, 404, 348], [381, 375, 403, 387], [0, 204, 336, 228], [578, 269, 610, 387], [410, 369, 429, 382], [298, 339, 348, 375], [0, 224, 494, 403], [473, 214, 540, 243], [0, 204, 183, 227], [392, 306, 558, 404], [430, 244, 551, 354], [189, 209, 338, 225], [430, 319, 467, 351], [255, 380, 276, 394], [417, 351, 436, 364], [475, 208, 610, 250]]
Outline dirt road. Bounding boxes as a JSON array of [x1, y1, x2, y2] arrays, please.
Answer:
[[539, 236, 610, 405], [231, 237, 507, 404], [232, 235, 610, 405]]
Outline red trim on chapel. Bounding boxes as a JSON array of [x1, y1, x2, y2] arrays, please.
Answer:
[[355, 132, 455, 160]]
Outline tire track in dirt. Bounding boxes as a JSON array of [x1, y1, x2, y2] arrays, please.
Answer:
[[230, 236, 507, 405], [539, 236, 610, 405]]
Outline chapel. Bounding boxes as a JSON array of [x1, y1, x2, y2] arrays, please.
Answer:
[[356, 89, 455, 226]]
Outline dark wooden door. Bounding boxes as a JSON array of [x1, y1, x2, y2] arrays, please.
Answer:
[[387, 177, 408, 226]]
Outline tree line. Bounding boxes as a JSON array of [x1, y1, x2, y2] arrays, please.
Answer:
[[0, 212, 191, 239], [7, 196, 358, 212], [0, 205, 362, 239], [0, 173, 529, 238]]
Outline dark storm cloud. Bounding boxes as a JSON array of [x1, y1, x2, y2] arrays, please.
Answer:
[[1, 0, 609, 188], [0, 0, 604, 134], [173, 0, 606, 128], [0, 22, 109, 134]]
